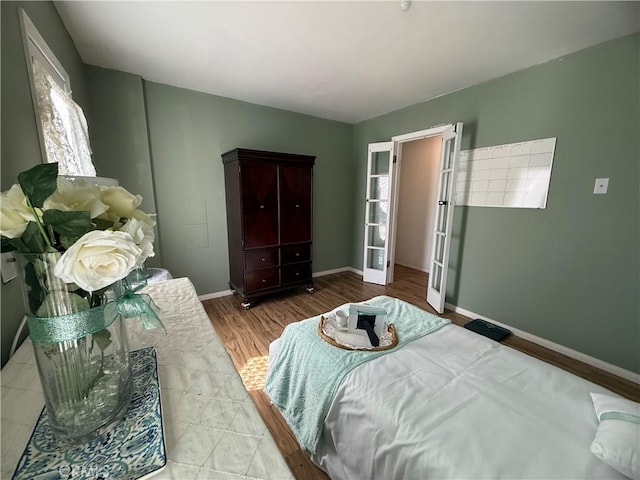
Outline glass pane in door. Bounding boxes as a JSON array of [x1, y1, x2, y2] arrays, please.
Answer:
[[370, 177, 389, 201], [366, 248, 385, 271], [367, 225, 387, 248], [431, 263, 442, 291], [368, 201, 387, 224], [371, 151, 390, 175]]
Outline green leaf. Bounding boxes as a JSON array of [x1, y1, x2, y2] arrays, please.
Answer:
[[43, 209, 92, 237], [93, 217, 115, 230], [1, 236, 32, 253], [59, 235, 79, 250], [0, 244, 16, 253], [92, 329, 112, 351], [21, 222, 48, 253], [24, 260, 43, 314], [1, 237, 16, 253], [18, 163, 58, 208]]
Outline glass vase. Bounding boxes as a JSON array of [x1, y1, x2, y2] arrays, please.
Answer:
[[17, 252, 133, 443]]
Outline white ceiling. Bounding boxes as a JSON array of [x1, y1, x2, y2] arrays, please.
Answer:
[[54, 1, 639, 124]]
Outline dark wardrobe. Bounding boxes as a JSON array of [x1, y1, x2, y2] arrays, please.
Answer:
[[222, 148, 315, 309]]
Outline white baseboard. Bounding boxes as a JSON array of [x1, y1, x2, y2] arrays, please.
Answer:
[[312, 267, 350, 277], [199, 290, 234, 301], [445, 302, 640, 384], [395, 261, 429, 273], [198, 266, 361, 301], [313, 266, 364, 277], [347, 266, 363, 276]]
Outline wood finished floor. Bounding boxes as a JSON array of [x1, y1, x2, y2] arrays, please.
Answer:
[[202, 265, 640, 480]]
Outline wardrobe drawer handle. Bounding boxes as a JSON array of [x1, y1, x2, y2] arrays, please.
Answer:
[[295, 204, 300, 208], [261, 257, 266, 261], [295, 253, 300, 257], [261, 279, 267, 283], [259, 205, 265, 209]]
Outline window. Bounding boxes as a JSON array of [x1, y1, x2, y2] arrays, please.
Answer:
[[20, 9, 96, 177]]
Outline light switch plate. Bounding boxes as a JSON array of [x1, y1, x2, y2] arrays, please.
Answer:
[[593, 178, 609, 194], [1, 252, 18, 283]]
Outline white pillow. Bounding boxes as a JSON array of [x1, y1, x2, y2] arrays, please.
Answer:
[[590, 392, 640, 480]]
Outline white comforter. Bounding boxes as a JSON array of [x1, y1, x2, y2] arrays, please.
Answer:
[[275, 323, 625, 479]]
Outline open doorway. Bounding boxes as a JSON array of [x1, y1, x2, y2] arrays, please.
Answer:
[[394, 136, 442, 275], [363, 123, 463, 313]]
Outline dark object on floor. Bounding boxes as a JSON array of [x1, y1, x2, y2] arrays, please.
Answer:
[[464, 319, 511, 342]]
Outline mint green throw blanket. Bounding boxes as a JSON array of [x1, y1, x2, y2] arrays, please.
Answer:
[[264, 295, 450, 453]]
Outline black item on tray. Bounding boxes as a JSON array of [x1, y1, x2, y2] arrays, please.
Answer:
[[357, 314, 380, 347]]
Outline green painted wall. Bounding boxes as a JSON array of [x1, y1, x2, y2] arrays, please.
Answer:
[[1, 1, 89, 367], [143, 82, 354, 295], [353, 33, 640, 373], [83, 66, 162, 266], [84, 67, 157, 215]]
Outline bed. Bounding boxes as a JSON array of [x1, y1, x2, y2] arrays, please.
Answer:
[[264, 296, 639, 480]]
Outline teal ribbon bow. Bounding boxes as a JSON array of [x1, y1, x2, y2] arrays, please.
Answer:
[[27, 285, 165, 345], [104, 291, 164, 332]]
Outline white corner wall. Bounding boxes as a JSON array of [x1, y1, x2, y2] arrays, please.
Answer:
[[395, 137, 441, 272]]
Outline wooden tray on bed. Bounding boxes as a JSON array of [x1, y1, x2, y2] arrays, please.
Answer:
[[318, 315, 398, 351]]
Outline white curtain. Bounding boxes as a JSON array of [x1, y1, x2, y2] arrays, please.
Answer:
[[32, 59, 96, 177]]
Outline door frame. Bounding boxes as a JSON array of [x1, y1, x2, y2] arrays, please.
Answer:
[[386, 124, 456, 283]]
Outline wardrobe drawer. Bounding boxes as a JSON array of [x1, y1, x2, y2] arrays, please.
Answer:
[[245, 248, 279, 271], [245, 268, 279, 292], [281, 244, 310, 264], [281, 263, 311, 285]]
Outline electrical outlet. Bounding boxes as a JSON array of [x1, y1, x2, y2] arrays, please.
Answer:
[[593, 178, 609, 194]]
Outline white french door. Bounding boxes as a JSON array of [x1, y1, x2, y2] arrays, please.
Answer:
[[362, 142, 395, 285], [361, 123, 463, 312], [426, 123, 463, 313]]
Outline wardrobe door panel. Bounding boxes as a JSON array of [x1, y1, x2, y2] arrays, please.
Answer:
[[280, 165, 312, 244], [241, 163, 279, 248]]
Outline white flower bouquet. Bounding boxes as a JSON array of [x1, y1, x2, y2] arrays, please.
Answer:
[[0, 162, 159, 441], [1, 162, 155, 294]]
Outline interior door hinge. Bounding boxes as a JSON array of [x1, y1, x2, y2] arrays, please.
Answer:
[[387, 260, 391, 268], [393, 155, 397, 164]]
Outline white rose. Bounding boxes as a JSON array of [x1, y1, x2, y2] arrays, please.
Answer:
[[54, 230, 142, 292], [99, 186, 142, 219], [0, 184, 38, 238], [43, 177, 109, 219], [130, 209, 156, 226], [119, 217, 155, 267]]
